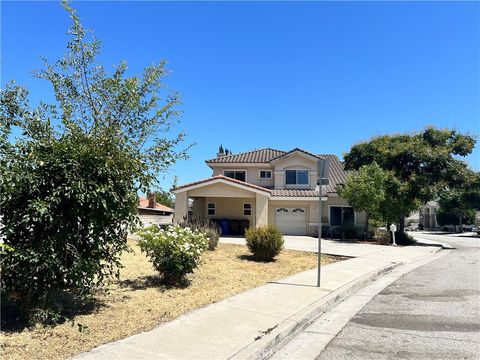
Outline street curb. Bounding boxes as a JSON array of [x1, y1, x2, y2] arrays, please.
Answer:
[[268, 249, 451, 360], [231, 261, 403, 360]]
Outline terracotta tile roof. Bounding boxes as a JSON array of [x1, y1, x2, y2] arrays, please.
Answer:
[[206, 148, 285, 163], [138, 197, 174, 212], [207, 147, 347, 193], [271, 189, 319, 197], [177, 148, 349, 196], [317, 154, 348, 193], [173, 175, 272, 194]]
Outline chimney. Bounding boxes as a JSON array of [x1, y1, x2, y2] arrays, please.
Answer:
[[148, 193, 156, 208], [217, 144, 225, 159]]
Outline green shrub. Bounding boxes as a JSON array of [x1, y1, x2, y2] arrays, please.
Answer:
[[245, 225, 284, 261], [137, 225, 208, 284], [395, 232, 416, 246], [331, 224, 361, 240], [368, 219, 384, 238], [374, 228, 391, 245]]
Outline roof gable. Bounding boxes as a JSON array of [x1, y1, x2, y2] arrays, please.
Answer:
[[270, 148, 320, 163], [172, 175, 271, 196]]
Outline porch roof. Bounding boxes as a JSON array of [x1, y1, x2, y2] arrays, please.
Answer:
[[271, 189, 319, 197], [172, 175, 272, 195]]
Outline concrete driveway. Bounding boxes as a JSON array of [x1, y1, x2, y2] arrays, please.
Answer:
[[220, 235, 444, 259]]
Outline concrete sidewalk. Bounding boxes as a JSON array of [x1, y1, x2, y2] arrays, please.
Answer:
[[74, 239, 442, 360]]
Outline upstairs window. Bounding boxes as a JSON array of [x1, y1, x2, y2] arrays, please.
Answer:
[[285, 170, 309, 185], [259, 170, 272, 179], [224, 170, 246, 182]]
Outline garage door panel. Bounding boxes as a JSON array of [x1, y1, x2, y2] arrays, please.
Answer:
[[275, 207, 306, 235]]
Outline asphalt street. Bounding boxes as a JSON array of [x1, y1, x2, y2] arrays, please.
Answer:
[[318, 233, 480, 360]]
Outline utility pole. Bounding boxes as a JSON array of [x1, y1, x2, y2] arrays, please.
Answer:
[[317, 159, 329, 287]]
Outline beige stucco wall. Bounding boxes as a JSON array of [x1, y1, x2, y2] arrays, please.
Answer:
[[188, 182, 256, 198], [256, 193, 269, 227], [211, 166, 274, 188], [273, 153, 318, 190], [204, 197, 256, 227]]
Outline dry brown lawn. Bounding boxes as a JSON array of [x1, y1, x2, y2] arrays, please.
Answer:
[[2, 240, 340, 360]]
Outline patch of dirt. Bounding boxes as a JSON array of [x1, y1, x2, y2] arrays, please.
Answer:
[[1, 241, 341, 360]]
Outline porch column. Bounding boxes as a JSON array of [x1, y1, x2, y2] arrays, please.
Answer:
[[191, 197, 206, 221], [174, 191, 188, 224], [255, 193, 269, 227]]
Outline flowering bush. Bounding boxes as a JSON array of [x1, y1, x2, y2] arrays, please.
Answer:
[[179, 216, 220, 251], [137, 225, 208, 284]]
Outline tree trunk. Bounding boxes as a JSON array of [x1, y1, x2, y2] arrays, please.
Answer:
[[458, 215, 463, 233], [399, 216, 405, 234], [364, 212, 370, 241]]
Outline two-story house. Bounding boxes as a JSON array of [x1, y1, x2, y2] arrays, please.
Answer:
[[173, 147, 366, 236]]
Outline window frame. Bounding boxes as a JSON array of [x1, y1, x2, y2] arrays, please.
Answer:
[[285, 169, 310, 186], [258, 169, 272, 179], [207, 203, 216, 216], [223, 169, 247, 182], [328, 205, 355, 226], [243, 203, 252, 216]]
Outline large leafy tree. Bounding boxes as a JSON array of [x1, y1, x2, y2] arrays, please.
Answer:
[[437, 171, 480, 232], [344, 128, 476, 233], [0, 2, 190, 321], [339, 162, 388, 239]]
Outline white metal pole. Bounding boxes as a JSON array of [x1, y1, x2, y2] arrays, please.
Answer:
[[317, 160, 324, 287]]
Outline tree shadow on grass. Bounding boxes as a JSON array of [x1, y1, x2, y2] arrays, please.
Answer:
[[117, 275, 191, 291], [1, 292, 105, 333], [237, 254, 277, 263]]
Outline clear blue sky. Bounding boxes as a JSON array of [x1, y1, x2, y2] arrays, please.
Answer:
[[2, 1, 479, 191]]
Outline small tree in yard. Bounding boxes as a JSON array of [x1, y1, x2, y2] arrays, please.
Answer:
[[339, 162, 387, 240], [0, 2, 190, 323]]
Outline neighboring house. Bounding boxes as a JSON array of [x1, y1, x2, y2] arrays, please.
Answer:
[[173, 147, 366, 236], [405, 201, 441, 231], [138, 196, 174, 227], [419, 201, 440, 230]]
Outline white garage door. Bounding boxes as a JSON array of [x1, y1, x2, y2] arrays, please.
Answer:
[[275, 207, 307, 235]]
